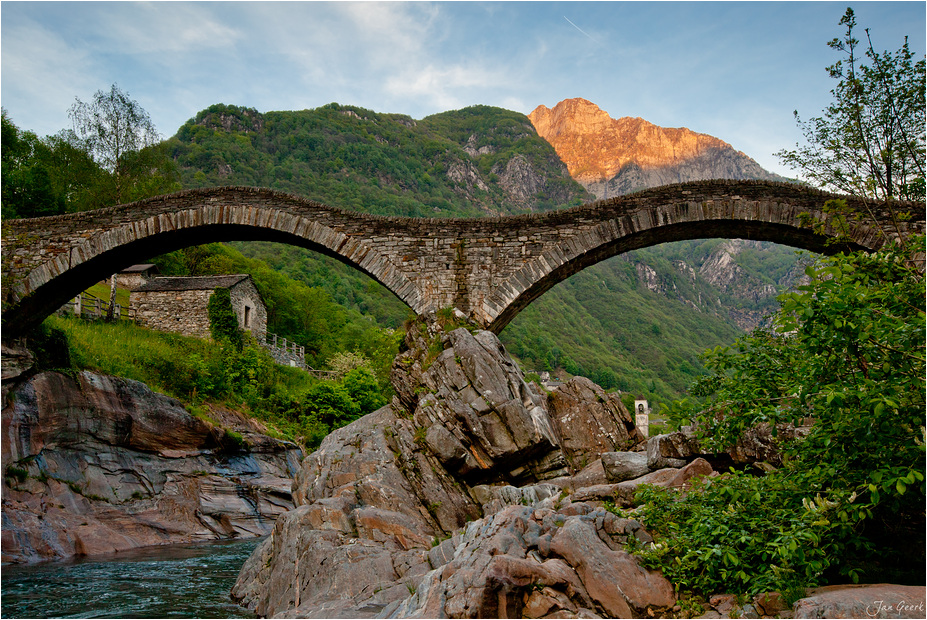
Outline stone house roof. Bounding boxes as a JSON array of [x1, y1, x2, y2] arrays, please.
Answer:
[[120, 263, 158, 274], [133, 274, 252, 293]]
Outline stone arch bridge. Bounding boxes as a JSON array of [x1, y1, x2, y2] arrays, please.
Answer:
[[2, 180, 923, 340]]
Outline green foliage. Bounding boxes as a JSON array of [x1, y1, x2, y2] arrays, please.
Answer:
[[2, 110, 66, 218], [776, 8, 925, 201], [299, 381, 360, 428], [341, 367, 388, 414], [66, 84, 181, 205], [633, 242, 926, 597], [151, 242, 403, 386], [220, 429, 248, 453], [207, 287, 243, 350], [2, 87, 180, 219], [501, 240, 783, 406], [26, 321, 72, 372], [634, 473, 839, 600], [167, 103, 588, 217], [5, 466, 28, 484], [46, 314, 396, 451]]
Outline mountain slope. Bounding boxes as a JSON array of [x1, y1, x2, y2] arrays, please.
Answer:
[[529, 98, 786, 198], [164, 102, 804, 407], [170, 103, 590, 217]]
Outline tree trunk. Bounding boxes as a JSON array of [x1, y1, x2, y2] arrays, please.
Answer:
[[105, 273, 118, 321]]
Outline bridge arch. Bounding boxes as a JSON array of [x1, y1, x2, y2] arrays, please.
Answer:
[[3, 181, 922, 340], [1, 188, 422, 338], [483, 205, 883, 332]]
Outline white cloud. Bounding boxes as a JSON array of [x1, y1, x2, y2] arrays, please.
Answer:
[[0, 19, 100, 135], [384, 62, 519, 113], [89, 3, 243, 55]]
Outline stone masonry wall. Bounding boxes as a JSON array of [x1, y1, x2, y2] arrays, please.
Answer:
[[229, 279, 267, 341], [132, 289, 213, 339], [3, 182, 923, 339], [116, 273, 148, 291], [264, 340, 306, 369]]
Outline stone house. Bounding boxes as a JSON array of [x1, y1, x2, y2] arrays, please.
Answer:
[[129, 275, 267, 341]]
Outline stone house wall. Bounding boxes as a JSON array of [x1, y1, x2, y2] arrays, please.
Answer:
[[129, 275, 267, 341], [117, 273, 149, 291], [132, 289, 214, 339], [229, 278, 267, 341]]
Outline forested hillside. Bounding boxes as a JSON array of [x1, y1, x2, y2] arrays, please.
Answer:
[[169, 103, 587, 217], [2, 101, 803, 408], [163, 103, 803, 406]]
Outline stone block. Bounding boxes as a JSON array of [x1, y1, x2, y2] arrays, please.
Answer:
[[602, 451, 650, 482]]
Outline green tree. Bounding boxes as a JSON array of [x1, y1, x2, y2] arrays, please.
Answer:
[[342, 367, 387, 415], [300, 382, 361, 427], [635, 241, 925, 596], [67, 84, 179, 206], [1, 110, 65, 218], [776, 8, 925, 202]]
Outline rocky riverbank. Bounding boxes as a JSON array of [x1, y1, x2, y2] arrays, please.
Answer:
[[229, 317, 926, 619], [4, 320, 922, 618], [1, 344, 302, 564], [231, 320, 692, 617]]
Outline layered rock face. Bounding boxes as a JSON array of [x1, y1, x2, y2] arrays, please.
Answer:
[[1, 367, 302, 564], [529, 98, 784, 199], [232, 321, 693, 618]]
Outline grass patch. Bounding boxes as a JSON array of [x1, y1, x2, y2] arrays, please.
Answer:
[[37, 315, 387, 451]]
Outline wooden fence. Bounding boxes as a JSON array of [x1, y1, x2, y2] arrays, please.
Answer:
[[64, 292, 138, 322]]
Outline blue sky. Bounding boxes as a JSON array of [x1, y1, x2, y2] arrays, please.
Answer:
[[2, 1, 924, 177]]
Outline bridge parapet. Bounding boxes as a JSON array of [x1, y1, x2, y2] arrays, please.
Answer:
[[2, 180, 923, 340]]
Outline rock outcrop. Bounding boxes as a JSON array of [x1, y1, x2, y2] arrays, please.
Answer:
[[1, 368, 302, 564], [392, 322, 567, 484], [528, 98, 784, 199], [792, 584, 926, 619], [231, 320, 677, 618]]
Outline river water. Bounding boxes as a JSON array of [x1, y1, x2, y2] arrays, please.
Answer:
[[1, 538, 259, 619]]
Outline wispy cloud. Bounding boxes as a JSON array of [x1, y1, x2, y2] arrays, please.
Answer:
[[0, 0, 922, 174], [563, 16, 594, 41], [0, 19, 99, 132]]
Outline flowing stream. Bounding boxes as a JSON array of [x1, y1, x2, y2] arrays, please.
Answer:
[[1, 538, 259, 619]]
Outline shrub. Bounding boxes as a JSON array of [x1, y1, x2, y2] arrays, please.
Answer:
[[27, 322, 72, 371], [634, 242, 926, 596], [207, 287, 243, 350]]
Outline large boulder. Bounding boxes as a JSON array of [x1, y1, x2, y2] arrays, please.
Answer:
[[233, 405, 482, 618], [727, 422, 811, 467], [1, 370, 302, 564], [547, 377, 645, 470], [394, 326, 566, 483], [385, 503, 675, 618], [233, 321, 662, 617], [602, 451, 650, 482], [646, 429, 701, 469], [570, 458, 715, 507]]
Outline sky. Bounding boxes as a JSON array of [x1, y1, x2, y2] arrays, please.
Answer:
[[2, 1, 924, 177]]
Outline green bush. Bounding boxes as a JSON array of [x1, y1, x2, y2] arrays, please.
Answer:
[[27, 321, 72, 371], [207, 287, 243, 350], [634, 472, 842, 600], [633, 242, 926, 596]]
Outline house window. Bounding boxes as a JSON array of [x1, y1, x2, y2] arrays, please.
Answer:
[[243, 305, 251, 328]]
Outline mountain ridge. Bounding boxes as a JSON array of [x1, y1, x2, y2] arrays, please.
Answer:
[[529, 97, 787, 198]]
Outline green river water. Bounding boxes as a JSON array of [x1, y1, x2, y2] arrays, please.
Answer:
[[1, 537, 260, 618]]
